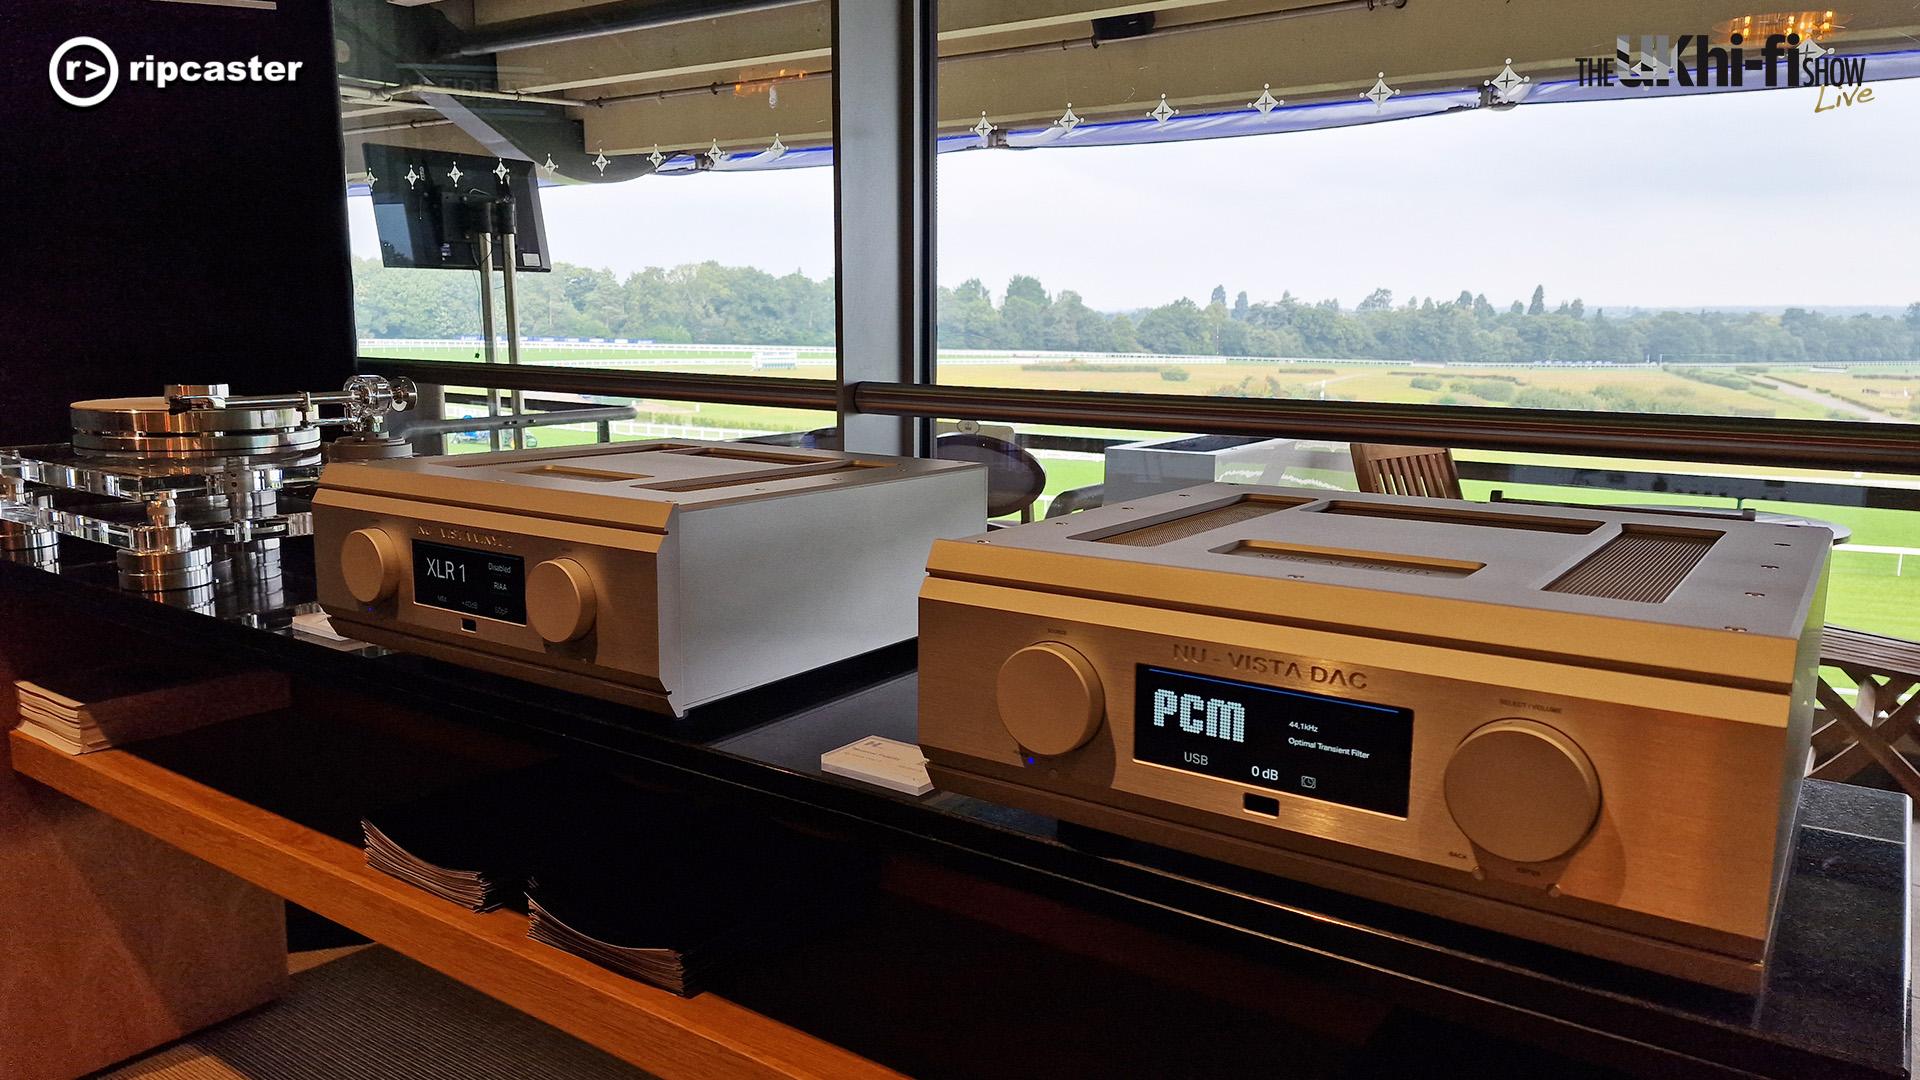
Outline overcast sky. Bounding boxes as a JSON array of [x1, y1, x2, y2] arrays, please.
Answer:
[[349, 78, 1919, 313]]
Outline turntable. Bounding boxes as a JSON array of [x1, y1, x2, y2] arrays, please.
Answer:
[[0, 377, 415, 610]]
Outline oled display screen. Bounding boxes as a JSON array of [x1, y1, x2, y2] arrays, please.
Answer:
[[412, 541, 526, 624], [1133, 665, 1414, 816]]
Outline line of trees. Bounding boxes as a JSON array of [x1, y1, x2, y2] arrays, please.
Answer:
[[352, 257, 835, 345], [353, 256, 1920, 368], [941, 279, 1920, 367]]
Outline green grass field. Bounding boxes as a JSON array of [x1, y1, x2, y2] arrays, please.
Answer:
[[1775, 370, 1919, 419]]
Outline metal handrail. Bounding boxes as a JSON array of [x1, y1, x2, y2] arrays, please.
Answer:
[[354, 356, 1920, 472], [391, 405, 638, 437], [357, 358, 838, 411], [849, 383, 1919, 472]]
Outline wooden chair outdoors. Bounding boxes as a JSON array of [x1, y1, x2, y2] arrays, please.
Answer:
[[1349, 443, 1462, 500], [1809, 625, 1920, 800]]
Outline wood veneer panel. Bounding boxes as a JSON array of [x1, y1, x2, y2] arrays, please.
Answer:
[[0, 596, 287, 1080], [0, 732, 287, 1080], [8, 731, 906, 1080]]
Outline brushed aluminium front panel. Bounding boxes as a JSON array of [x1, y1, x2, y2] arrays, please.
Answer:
[[919, 580, 1796, 953], [314, 487, 667, 693]]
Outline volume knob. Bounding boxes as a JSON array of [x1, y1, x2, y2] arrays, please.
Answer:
[[528, 558, 597, 642], [340, 528, 399, 603], [1444, 719, 1601, 864], [997, 643, 1105, 756]]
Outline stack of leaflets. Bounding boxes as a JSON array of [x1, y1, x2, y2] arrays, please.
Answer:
[[525, 814, 859, 997], [360, 761, 867, 995], [12, 664, 290, 754], [362, 779, 529, 912], [360, 762, 582, 912]]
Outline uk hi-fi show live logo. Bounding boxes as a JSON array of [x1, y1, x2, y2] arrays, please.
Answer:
[[1575, 32, 1867, 90]]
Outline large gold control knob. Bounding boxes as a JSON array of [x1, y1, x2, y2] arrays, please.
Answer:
[[340, 528, 400, 603], [528, 558, 597, 643], [996, 643, 1105, 756], [1444, 719, 1601, 864]]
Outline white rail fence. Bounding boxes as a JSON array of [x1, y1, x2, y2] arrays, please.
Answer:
[[1837, 545, 1917, 576]]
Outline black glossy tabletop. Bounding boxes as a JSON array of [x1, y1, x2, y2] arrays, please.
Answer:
[[3, 537, 1910, 1080]]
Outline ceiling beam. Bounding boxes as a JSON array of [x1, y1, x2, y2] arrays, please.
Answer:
[[380, 0, 1920, 170], [455, 0, 816, 57], [493, 0, 1248, 95]]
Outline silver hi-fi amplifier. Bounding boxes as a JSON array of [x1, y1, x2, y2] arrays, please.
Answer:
[[316, 440, 984, 714], [918, 484, 1829, 990]]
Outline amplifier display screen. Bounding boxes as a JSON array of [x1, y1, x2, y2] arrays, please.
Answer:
[[412, 541, 526, 624], [1133, 666, 1413, 816]]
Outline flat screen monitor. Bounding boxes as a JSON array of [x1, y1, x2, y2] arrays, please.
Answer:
[[364, 144, 551, 272]]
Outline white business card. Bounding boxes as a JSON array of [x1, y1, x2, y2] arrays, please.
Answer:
[[291, 611, 349, 641], [821, 735, 935, 797]]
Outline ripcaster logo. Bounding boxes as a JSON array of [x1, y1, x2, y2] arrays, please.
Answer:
[[1170, 642, 1370, 690], [48, 36, 306, 109]]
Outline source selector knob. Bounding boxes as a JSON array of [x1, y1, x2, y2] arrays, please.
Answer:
[[340, 528, 400, 603], [997, 642, 1105, 757], [528, 558, 597, 643], [1444, 718, 1601, 865]]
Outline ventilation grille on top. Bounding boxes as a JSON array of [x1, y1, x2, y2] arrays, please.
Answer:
[[1316, 501, 1602, 534], [1543, 527, 1720, 603], [1091, 496, 1307, 547]]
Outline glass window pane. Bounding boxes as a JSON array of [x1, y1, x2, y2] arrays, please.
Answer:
[[933, 5, 1919, 426], [334, 0, 835, 373], [430, 389, 832, 454]]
